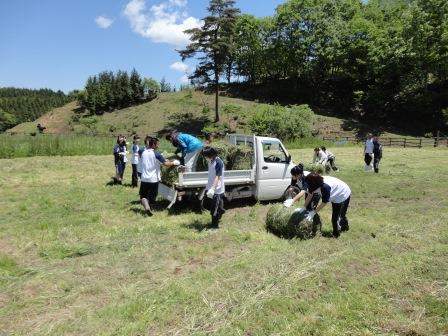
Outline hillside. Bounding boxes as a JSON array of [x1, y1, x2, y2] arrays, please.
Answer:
[[7, 91, 402, 139]]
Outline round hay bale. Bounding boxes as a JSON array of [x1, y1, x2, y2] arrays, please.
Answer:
[[265, 204, 321, 239]]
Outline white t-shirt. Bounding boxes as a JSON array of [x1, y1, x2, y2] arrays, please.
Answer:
[[319, 176, 351, 204], [207, 157, 225, 194], [140, 149, 166, 183], [365, 139, 374, 154]]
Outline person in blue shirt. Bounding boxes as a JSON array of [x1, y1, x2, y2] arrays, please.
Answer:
[[203, 146, 226, 229], [166, 132, 203, 172], [283, 164, 320, 210]]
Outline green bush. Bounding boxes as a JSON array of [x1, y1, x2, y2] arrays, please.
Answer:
[[248, 104, 314, 140]]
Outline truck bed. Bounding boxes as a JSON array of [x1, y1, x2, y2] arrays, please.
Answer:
[[176, 169, 255, 188]]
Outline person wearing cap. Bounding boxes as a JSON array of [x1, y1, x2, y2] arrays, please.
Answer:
[[301, 173, 351, 238], [364, 133, 374, 171], [131, 135, 141, 188], [166, 132, 203, 172], [139, 136, 180, 216], [283, 164, 320, 209]]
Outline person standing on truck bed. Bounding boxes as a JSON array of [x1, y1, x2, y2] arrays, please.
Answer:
[[166, 132, 203, 172], [139, 136, 180, 216], [203, 146, 226, 229]]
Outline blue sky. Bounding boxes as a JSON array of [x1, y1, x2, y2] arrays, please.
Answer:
[[0, 0, 285, 93]]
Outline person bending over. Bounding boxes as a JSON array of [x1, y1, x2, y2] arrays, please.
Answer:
[[166, 132, 203, 172]]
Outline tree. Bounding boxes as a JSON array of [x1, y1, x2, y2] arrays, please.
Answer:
[[130, 68, 144, 104], [180, 0, 240, 122], [159, 77, 171, 92], [143, 77, 161, 100]]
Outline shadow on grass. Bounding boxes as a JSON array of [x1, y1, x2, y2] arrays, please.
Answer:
[[105, 180, 134, 188], [183, 219, 210, 232]]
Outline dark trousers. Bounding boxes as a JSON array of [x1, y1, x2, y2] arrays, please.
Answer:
[[116, 161, 126, 179], [209, 193, 225, 227], [331, 196, 350, 235], [373, 157, 381, 173], [131, 164, 138, 187], [328, 157, 338, 170], [139, 182, 159, 203], [364, 153, 373, 166]]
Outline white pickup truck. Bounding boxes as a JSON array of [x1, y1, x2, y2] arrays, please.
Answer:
[[158, 134, 296, 208]]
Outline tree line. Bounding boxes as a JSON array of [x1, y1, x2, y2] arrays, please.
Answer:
[[77, 69, 162, 115], [0, 88, 73, 131], [182, 0, 448, 133]]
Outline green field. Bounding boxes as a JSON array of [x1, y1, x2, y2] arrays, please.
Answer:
[[1, 147, 447, 335]]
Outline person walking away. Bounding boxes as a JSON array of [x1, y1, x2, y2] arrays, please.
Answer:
[[364, 133, 374, 171], [283, 164, 320, 210], [166, 132, 203, 172], [372, 135, 383, 173], [113, 135, 127, 184], [139, 137, 180, 216], [302, 174, 351, 238], [203, 146, 226, 229], [321, 146, 338, 171], [131, 135, 141, 188]]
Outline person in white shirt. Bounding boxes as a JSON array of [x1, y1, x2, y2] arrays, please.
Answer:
[[203, 146, 225, 229], [283, 164, 320, 210], [364, 133, 374, 171], [313, 147, 328, 166], [301, 173, 351, 238], [113, 135, 127, 184], [131, 135, 141, 188], [321, 146, 338, 171], [139, 136, 180, 216]]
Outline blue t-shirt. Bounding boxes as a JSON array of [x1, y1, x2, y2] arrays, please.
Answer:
[[177, 133, 203, 155]]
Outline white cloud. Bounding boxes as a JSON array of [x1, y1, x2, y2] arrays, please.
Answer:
[[170, 61, 190, 72], [95, 15, 114, 29], [123, 0, 202, 46]]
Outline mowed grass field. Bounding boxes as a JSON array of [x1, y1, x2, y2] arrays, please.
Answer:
[[1, 147, 447, 335]]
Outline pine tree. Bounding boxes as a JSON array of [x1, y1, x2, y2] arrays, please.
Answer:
[[179, 0, 240, 122], [130, 68, 144, 104]]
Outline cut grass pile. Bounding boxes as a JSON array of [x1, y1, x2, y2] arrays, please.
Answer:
[[0, 146, 447, 335]]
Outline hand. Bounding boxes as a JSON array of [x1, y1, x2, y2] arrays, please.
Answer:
[[172, 160, 181, 166], [306, 210, 316, 221], [283, 199, 294, 208], [176, 152, 183, 158], [294, 207, 305, 213], [206, 188, 215, 199]]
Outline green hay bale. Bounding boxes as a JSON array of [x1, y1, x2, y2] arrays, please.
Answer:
[[265, 204, 321, 239], [196, 141, 253, 172], [161, 155, 178, 186]]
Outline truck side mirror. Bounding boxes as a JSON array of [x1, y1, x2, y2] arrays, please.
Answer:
[[286, 154, 292, 164]]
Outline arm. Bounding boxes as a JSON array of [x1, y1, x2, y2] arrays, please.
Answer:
[[210, 158, 224, 191]]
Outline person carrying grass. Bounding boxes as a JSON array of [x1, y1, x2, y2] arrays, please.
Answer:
[[139, 136, 180, 216], [203, 146, 226, 229], [166, 132, 203, 172]]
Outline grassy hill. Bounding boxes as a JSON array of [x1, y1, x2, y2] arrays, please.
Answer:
[[7, 91, 401, 139], [1, 147, 447, 335]]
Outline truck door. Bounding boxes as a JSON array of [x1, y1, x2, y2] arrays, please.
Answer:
[[256, 139, 293, 200]]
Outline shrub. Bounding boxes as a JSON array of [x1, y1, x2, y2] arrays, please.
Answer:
[[248, 104, 314, 140]]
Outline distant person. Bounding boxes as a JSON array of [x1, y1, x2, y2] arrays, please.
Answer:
[[303, 173, 351, 238], [131, 135, 141, 188], [283, 164, 320, 210], [139, 136, 180, 216], [166, 132, 203, 172], [364, 133, 374, 172], [204, 132, 214, 145], [113, 135, 127, 184], [321, 146, 338, 171], [203, 146, 226, 229], [313, 147, 328, 166], [372, 135, 383, 173], [37, 123, 46, 133]]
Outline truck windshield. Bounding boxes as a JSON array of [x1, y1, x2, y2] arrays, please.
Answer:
[[262, 141, 288, 163]]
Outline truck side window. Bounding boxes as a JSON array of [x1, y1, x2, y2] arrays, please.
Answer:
[[262, 141, 287, 163]]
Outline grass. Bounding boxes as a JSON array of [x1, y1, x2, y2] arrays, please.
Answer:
[[0, 147, 447, 335]]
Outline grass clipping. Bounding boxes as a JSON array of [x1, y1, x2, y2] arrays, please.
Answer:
[[266, 204, 321, 239], [161, 141, 253, 186]]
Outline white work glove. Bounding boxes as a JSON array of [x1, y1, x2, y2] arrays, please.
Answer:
[[306, 210, 316, 221], [119, 152, 126, 156], [176, 152, 183, 158], [206, 188, 215, 199], [283, 199, 294, 208], [294, 207, 305, 213], [172, 159, 181, 166]]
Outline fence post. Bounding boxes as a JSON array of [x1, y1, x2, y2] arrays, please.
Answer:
[[434, 130, 439, 147], [419, 138, 422, 148], [389, 138, 392, 146], [404, 138, 407, 148]]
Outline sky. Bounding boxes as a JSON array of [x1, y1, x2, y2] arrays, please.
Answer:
[[0, 0, 285, 93]]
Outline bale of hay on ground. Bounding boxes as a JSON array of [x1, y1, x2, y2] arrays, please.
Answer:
[[265, 204, 321, 239]]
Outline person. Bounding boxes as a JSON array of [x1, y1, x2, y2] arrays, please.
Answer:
[[139, 136, 180, 216], [166, 132, 203, 172], [364, 133, 374, 172], [37, 123, 46, 133], [301, 173, 351, 238], [372, 135, 383, 173], [203, 146, 226, 229], [131, 135, 141, 188], [283, 164, 320, 210], [313, 147, 328, 166], [321, 146, 338, 171], [204, 132, 214, 145], [113, 135, 127, 184]]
